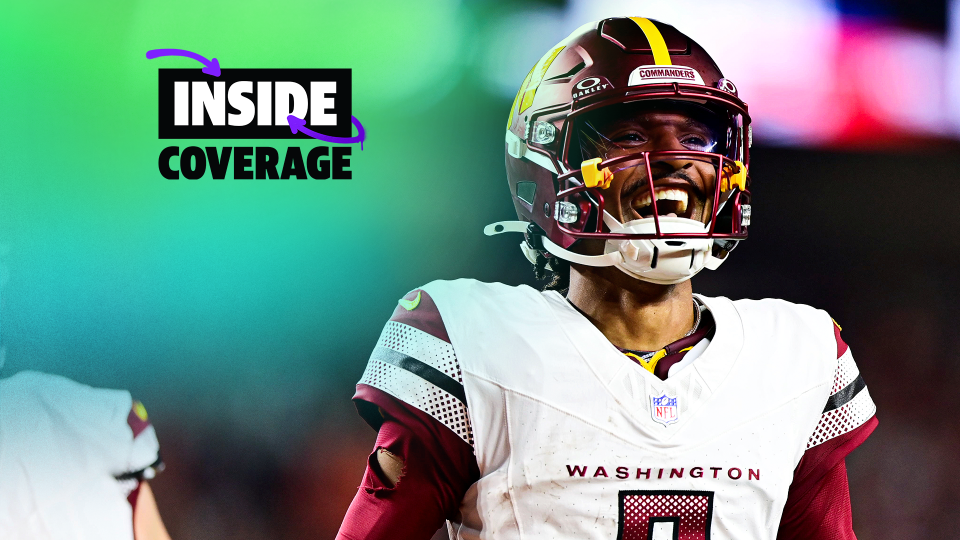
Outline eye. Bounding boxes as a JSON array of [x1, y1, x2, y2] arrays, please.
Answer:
[[680, 133, 717, 152]]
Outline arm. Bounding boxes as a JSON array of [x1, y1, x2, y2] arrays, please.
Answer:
[[777, 460, 854, 540], [338, 389, 479, 540], [339, 288, 480, 540], [133, 482, 173, 540], [777, 322, 877, 540], [777, 429, 875, 540], [123, 399, 170, 540]]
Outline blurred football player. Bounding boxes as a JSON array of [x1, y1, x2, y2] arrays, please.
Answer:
[[338, 17, 876, 540], [0, 370, 171, 540]]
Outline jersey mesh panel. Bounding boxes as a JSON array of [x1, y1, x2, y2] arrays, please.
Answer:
[[807, 349, 874, 449], [380, 321, 464, 382], [807, 349, 877, 450], [807, 389, 875, 449], [831, 351, 858, 394], [359, 322, 474, 446]]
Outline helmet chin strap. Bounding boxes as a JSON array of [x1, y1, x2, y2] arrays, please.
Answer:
[[484, 213, 728, 281], [541, 209, 632, 267], [483, 220, 623, 267], [541, 236, 622, 266], [482, 221, 529, 235]]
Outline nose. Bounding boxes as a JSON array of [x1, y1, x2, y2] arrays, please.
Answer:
[[651, 131, 689, 152], [646, 132, 698, 174], [649, 152, 696, 178]]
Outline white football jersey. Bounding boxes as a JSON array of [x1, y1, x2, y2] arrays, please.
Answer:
[[358, 279, 876, 540], [0, 371, 161, 540]]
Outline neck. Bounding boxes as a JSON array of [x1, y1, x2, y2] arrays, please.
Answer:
[[566, 265, 695, 352]]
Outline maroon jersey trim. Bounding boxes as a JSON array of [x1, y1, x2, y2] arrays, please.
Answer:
[[834, 322, 848, 358], [389, 289, 450, 343], [618, 309, 717, 380]]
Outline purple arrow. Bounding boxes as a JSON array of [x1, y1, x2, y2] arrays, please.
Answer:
[[146, 48, 220, 76], [287, 115, 366, 150]]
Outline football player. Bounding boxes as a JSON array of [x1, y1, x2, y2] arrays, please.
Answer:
[[0, 371, 171, 540], [337, 17, 876, 540]]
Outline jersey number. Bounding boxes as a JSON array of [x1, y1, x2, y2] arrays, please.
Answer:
[[617, 490, 714, 540]]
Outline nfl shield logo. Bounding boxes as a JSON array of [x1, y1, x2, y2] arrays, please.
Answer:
[[651, 392, 679, 426]]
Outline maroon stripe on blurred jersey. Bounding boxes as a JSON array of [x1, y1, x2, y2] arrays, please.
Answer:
[[389, 289, 450, 343], [127, 401, 151, 438]]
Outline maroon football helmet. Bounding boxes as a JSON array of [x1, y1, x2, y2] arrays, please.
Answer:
[[489, 17, 753, 284]]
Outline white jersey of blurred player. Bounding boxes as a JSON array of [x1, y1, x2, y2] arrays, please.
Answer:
[[359, 280, 876, 540], [0, 371, 170, 540]]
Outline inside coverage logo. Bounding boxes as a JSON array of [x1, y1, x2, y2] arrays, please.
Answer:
[[149, 49, 365, 180]]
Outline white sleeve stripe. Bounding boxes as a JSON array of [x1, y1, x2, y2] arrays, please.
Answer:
[[370, 346, 467, 403], [377, 321, 463, 383], [359, 357, 474, 446], [831, 349, 859, 394], [806, 387, 876, 449]]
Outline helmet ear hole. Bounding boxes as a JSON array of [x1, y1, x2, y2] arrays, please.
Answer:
[[523, 222, 546, 252]]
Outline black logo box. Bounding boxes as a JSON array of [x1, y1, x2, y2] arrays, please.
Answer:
[[158, 69, 352, 139]]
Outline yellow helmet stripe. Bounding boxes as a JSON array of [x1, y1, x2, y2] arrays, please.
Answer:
[[507, 66, 534, 129], [629, 17, 672, 66], [519, 45, 565, 114]]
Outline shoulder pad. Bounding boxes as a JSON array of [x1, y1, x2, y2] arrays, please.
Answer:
[[357, 288, 473, 447]]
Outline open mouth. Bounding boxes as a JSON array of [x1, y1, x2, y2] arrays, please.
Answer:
[[631, 187, 696, 219]]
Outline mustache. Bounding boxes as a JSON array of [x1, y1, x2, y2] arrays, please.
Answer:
[[620, 169, 707, 202]]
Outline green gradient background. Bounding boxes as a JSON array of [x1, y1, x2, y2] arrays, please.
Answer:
[[0, 0, 528, 428]]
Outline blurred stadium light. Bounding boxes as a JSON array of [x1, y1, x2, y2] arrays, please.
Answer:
[[949, 0, 960, 133], [481, 0, 960, 148]]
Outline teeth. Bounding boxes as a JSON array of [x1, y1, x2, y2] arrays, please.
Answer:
[[633, 188, 689, 214]]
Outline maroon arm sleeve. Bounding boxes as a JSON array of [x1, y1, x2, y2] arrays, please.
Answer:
[[777, 323, 878, 540], [337, 386, 480, 540], [777, 460, 855, 540], [776, 420, 876, 540]]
